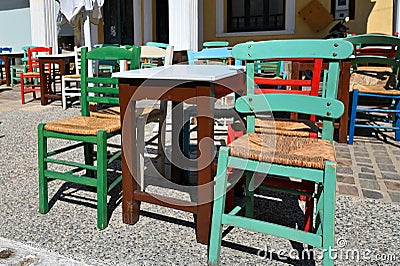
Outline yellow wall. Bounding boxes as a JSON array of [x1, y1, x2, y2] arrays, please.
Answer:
[[202, 0, 393, 46]]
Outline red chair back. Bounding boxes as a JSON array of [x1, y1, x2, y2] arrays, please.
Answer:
[[27, 47, 52, 72]]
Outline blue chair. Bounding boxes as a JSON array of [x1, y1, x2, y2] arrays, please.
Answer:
[[207, 39, 353, 266], [0, 47, 12, 81], [11, 45, 36, 86], [346, 34, 400, 144]]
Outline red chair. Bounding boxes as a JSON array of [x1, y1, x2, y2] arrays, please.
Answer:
[[20, 47, 52, 104], [226, 58, 325, 232]]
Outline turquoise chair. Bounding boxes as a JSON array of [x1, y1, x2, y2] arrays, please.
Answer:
[[207, 39, 353, 265], [345, 34, 400, 144], [145, 41, 169, 49], [38, 46, 141, 229], [203, 41, 229, 48], [11, 45, 36, 86]]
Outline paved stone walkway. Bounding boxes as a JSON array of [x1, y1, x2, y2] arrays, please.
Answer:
[[335, 133, 400, 203]]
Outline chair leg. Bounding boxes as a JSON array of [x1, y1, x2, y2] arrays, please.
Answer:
[[20, 74, 25, 104], [245, 171, 254, 218], [321, 161, 337, 266], [395, 100, 400, 141], [96, 130, 108, 230], [84, 143, 94, 177], [62, 77, 67, 110], [348, 90, 359, 144], [208, 147, 229, 266], [157, 100, 167, 176], [136, 115, 146, 191], [38, 124, 49, 214]]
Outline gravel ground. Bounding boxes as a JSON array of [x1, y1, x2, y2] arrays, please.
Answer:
[[0, 104, 399, 265]]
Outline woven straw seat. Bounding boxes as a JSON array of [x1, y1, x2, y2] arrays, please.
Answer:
[[24, 72, 40, 76], [350, 66, 399, 94], [44, 116, 120, 135], [91, 106, 163, 120], [64, 73, 80, 79], [254, 118, 318, 137], [229, 132, 335, 170]]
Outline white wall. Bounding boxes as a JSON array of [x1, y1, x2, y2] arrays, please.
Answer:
[[0, 8, 32, 52]]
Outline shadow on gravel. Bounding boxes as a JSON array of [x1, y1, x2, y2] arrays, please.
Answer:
[[0, 88, 12, 93], [48, 175, 122, 222]]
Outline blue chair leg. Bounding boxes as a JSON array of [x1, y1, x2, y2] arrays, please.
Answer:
[[348, 90, 359, 144], [395, 99, 400, 141]]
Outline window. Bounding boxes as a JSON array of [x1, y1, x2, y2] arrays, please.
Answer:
[[216, 0, 295, 37], [227, 0, 285, 32]]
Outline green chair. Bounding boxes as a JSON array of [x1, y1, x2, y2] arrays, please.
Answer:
[[38, 46, 141, 229], [208, 39, 353, 265], [345, 34, 400, 144]]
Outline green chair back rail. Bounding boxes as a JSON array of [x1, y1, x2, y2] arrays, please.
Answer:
[[207, 39, 353, 266], [38, 45, 141, 229]]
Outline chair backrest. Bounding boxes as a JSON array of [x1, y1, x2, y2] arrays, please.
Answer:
[[203, 41, 229, 48], [27, 46, 52, 72], [1, 47, 12, 53], [0, 47, 12, 64], [345, 34, 400, 75], [73, 46, 82, 75], [140, 45, 174, 68], [232, 39, 354, 141], [345, 34, 400, 59], [145, 42, 169, 49], [187, 47, 240, 66], [80, 46, 141, 116]]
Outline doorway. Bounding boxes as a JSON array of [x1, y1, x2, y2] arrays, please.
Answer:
[[156, 0, 169, 43], [103, 0, 133, 44]]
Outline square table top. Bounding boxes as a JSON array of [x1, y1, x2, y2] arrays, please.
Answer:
[[112, 64, 244, 82]]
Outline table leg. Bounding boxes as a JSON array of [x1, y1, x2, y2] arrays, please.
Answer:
[[171, 101, 184, 183], [120, 84, 140, 224], [4, 56, 11, 86], [195, 86, 215, 244], [338, 61, 351, 143], [40, 60, 48, 105]]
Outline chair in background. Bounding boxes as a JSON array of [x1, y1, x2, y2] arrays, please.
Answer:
[[207, 39, 353, 265], [93, 44, 120, 76], [145, 41, 169, 49], [0, 47, 12, 80], [345, 34, 400, 144], [19, 46, 52, 104], [11, 45, 36, 87], [184, 48, 241, 166], [61, 46, 82, 109], [38, 46, 141, 229], [140, 45, 173, 68], [203, 41, 229, 48], [136, 44, 173, 190]]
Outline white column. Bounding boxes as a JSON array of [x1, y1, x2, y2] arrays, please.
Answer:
[[395, 0, 400, 34], [143, 0, 153, 44], [30, 0, 58, 53], [133, 0, 142, 45], [168, 0, 199, 51]]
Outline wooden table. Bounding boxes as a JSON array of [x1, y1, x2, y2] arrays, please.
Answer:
[[39, 53, 75, 105], [113, 65, 245, 244], [0, 52, 24, 86]]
